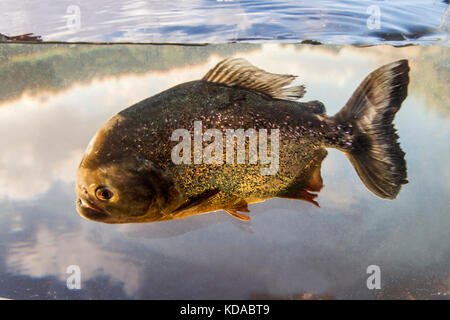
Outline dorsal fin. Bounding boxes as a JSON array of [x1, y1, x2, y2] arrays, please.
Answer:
[[202, 58, 306, 101]]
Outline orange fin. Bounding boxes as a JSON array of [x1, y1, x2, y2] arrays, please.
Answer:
[[225, 209, 251, 221], [224, 199, 251, 221], [171, 188, 220, 214], [299, 190, 320, 207], [279, 189, 320, 208]]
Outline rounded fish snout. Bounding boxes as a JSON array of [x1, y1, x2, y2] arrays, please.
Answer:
[[76, 198, 110, 222]]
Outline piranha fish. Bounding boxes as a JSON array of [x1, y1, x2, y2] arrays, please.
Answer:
[[75, 58, 409, 224]]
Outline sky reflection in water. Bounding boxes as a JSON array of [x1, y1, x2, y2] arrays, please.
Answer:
[[0, 44, 449, 299]]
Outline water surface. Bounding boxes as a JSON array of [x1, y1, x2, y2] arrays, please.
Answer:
[[1, 0, 448, 45]]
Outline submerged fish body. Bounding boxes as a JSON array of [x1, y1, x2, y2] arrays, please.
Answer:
[[76, 58, 410, 224]]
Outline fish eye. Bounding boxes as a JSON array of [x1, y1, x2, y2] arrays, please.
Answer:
[[95, 187, 114, 201]]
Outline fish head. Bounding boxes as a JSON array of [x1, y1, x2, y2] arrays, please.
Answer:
[[75, 160, 159, 224], [75, 116, 180, 224]]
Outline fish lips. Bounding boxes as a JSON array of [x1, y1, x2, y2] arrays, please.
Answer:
[[76, 197, 110, 221]]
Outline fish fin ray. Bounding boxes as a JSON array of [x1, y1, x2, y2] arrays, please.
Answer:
[[225, 209, 251, 221], [202, 58, 306, 101], [333, 59, 409, 199], [278, 190, 320, 208], [224, 199, 251, 221]]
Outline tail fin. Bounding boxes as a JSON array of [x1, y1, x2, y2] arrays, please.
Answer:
[[333, 60, 409, 199]]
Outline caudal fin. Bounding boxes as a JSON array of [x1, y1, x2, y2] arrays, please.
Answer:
[[333, 60, 409, 199]]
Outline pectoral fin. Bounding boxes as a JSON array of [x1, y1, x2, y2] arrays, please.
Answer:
[[224, 199, 251, 221], [171, 188, 220, 214], [225, 210, 251, 221]]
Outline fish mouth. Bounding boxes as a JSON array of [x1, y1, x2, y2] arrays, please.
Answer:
[[76, 197, 110, 221]]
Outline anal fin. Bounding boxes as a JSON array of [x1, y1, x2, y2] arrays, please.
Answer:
[[202, 58, 305, 101], [277, 148, 326, 208], [279, 190, 320, 208]]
